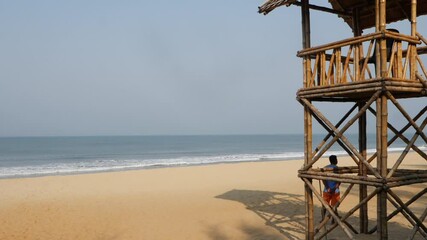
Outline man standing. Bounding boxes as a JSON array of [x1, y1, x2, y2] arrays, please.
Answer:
[[323, 155, 340, 208]]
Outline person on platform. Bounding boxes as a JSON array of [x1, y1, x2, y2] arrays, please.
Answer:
[[323, 155, 340, 208], [321, 155, 341, 224]]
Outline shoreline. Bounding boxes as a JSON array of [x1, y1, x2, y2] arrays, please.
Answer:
[[0, 152, 425, 239], [0, 157, 304, 180], [2, 148, 425, 180]]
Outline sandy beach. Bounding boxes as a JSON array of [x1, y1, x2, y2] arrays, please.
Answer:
[[0, 152, 426, 240]]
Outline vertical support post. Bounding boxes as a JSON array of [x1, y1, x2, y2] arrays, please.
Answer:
[[301, 0, 313, 239], [396, 41, 403, 79], [375, 0, 381, 76], [336, 48, 342, 83], [379, 0, 387, 79], [380, 94, 389, 240], [359, 102, 368, 233], [375, 0, 388, 240], [377, 0, 388, 239], [354, 8, 369, 234], [411, 0, 417, 37], [410, 0, 417, 80], [353, 8, 361, 81], [376, 96, 388, 240]]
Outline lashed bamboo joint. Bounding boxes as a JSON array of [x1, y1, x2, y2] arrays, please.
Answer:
[[259, 0, 427, 239]]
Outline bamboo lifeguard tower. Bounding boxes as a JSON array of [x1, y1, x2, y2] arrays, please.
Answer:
[[258, 0, 427, 239]]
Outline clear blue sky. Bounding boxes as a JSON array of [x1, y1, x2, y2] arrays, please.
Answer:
[[0, 1, 425, 136]]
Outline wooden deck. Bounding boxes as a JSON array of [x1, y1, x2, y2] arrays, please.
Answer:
[[297, 78, 427, 101]]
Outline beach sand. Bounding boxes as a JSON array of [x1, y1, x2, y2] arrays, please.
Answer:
[[0, 152, 426, 240]]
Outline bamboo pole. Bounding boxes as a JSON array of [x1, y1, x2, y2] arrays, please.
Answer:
[[410, 0, 417, 81], [383, 79, 427, 86], [388, 173, 427, 182], [408, 207, 427, 240], [403, 46, 411, 78], [387, 42, 397, 77], [361, 40, 375, 79], [387, 116, 427, 178], [359, 101, 369, 233], [311, 54, 319, 87], [384, 113, 427, 160], [299, 78, 383, 91], [327, 50, 336, 85], [311, 113, 360, 165], [375, 84, 387, 240], [302, 178, 356, 240], [321, 52, 326, 86], [387, 178, 427, 187], [417, 32, 427, 45], [299, 86, 425, 103], [317, 187, 381, 239], [311, 166, 359, 173], [384, 31, 420, 43], [402, 46, 427, 57], [336, 48, 342, 83], [416, 55, 427, 81], [392, 169, 427, 174], [353, 7, 362, 82], [410, 45, 417, 81], [367, 106, 427, 163], [386, 195, 424, 237], [297, 33, 420, 57], [336, 183, 354, 209], [299, 93, 382, 179], [342, 45, 353, 83], [397, 41, 403, 78], [381, 93, 388, 177], [290, 1, 351, 16], [299, 81, 383, 95], [369, 188, 427, 234], [315, 185, 358, 237], [300, 171, 384, 182], [298, 174, 383, 187], [379, 93, 389, 240], [416, 73, 427, 89], [301, 1, 314, 238], [297, 77, 426, 97], [388, 189, 427, 234], [386, 91, 427, 143], [385, 86, 427, 92], [411, 0, 417, 37], [298, 33, 382, 57], [313, 104, 357, 155], [389, 188, 427, 219], [354, 46, 360, 83]]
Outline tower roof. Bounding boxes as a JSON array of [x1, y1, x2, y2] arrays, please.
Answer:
[[259, 0, 427, 30]]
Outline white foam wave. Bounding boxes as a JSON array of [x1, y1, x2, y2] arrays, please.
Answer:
[[0, 152, 304, 178], [1, 146, 424, 178]]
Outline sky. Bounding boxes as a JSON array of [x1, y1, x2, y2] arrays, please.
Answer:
[[0, 1, 426, 137]]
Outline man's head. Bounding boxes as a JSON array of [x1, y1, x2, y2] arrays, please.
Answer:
[[329, 155, 338, 165]]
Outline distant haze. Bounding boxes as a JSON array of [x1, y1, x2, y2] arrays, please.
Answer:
[[0, 1, 425, 137]]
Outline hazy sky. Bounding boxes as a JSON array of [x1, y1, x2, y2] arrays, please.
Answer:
[[0, 1, 426, 137]]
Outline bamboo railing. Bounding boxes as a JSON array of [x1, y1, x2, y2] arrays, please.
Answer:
[[297, 30, 427, 88]]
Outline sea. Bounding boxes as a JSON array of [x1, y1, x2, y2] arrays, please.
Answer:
[[0, 134, 424, 178]]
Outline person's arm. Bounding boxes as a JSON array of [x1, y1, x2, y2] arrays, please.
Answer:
[[335, 182, 341, 193]]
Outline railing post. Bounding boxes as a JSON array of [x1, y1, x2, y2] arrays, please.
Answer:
[[410, 0, 417, 80], [336, 48, 342, 83]]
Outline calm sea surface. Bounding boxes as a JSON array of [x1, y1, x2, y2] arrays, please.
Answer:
[[0, 134, 420, 178]]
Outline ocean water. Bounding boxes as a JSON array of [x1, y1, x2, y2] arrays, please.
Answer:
[[0, 134, 423, 178]]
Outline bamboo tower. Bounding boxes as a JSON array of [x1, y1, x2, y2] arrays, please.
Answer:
[[259, 0, 427, 239]]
